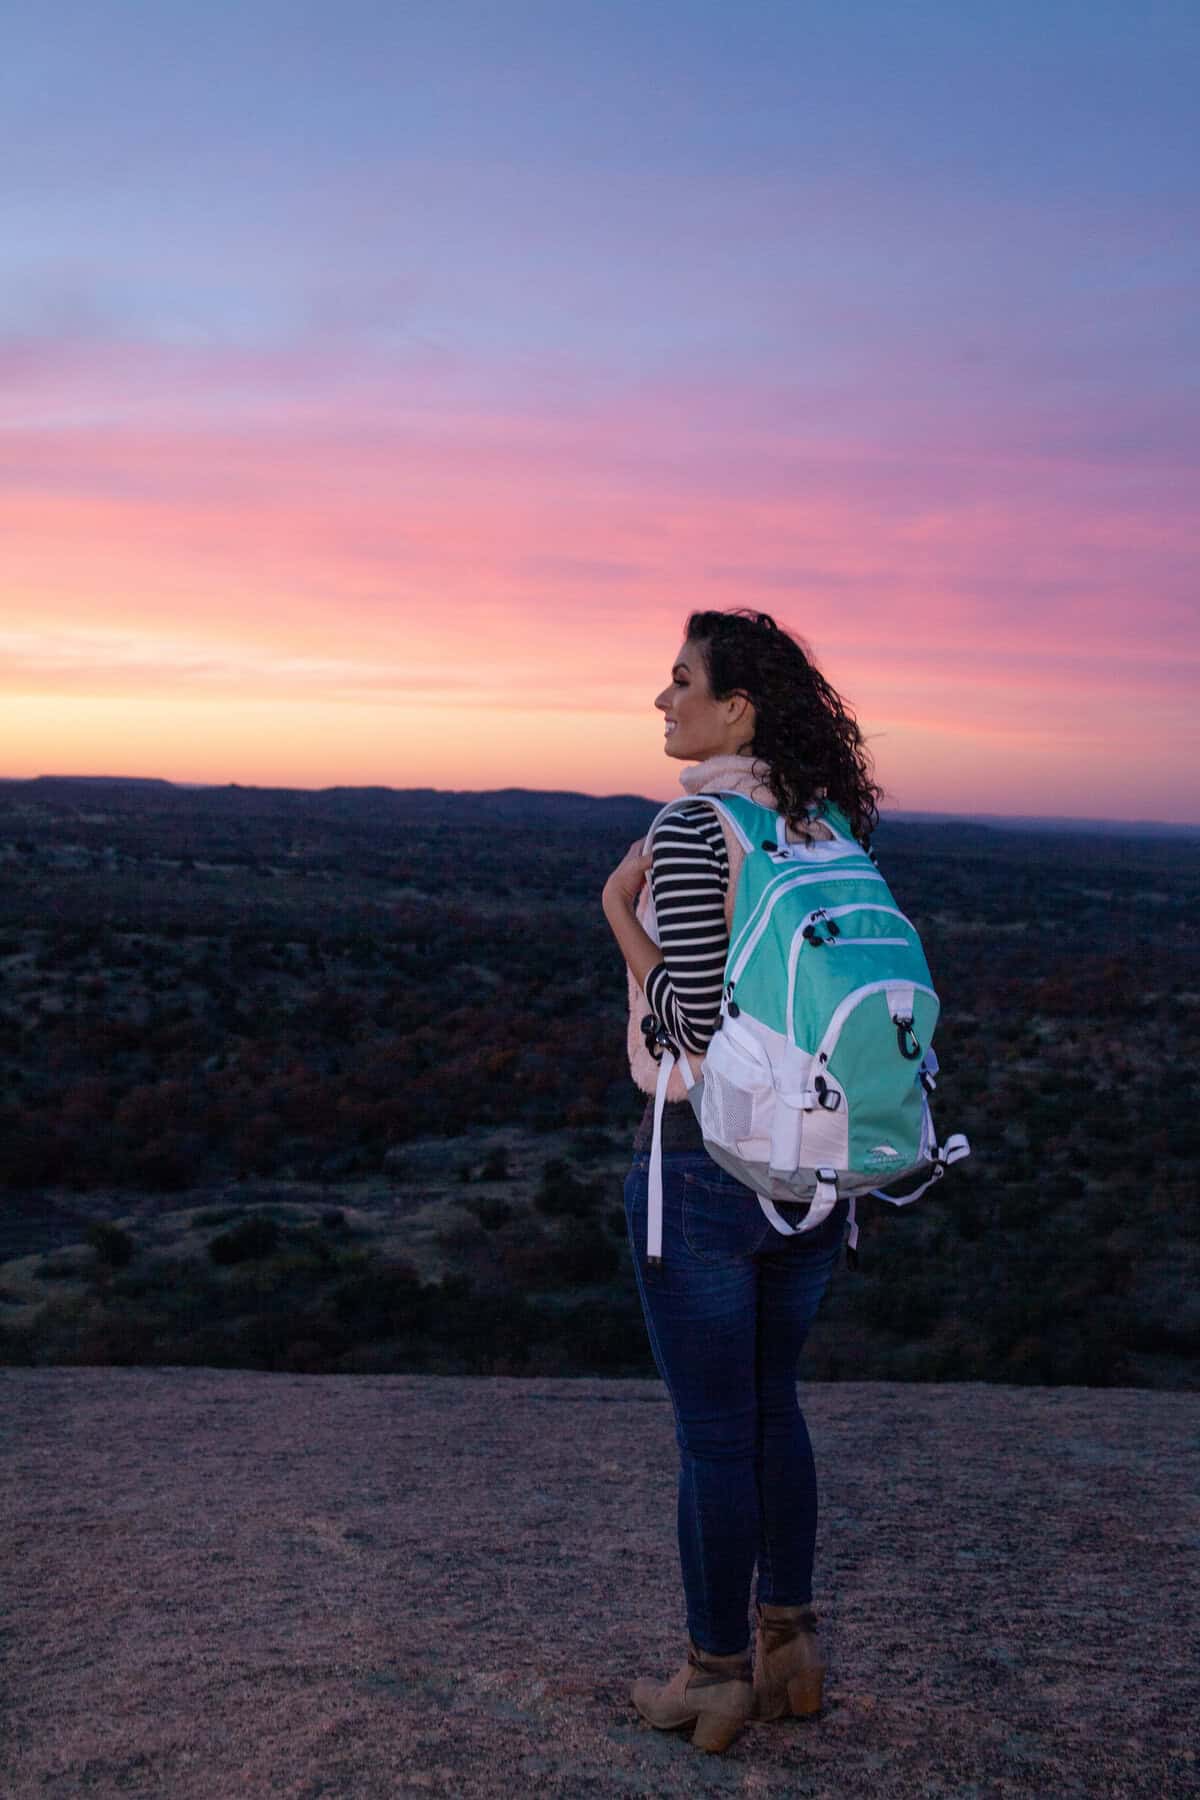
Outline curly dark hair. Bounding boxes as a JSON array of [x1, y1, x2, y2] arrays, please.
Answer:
[[685, 608, 883, 846]]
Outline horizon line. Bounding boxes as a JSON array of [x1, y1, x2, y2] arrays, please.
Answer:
[[2, 771, 1197, 834]]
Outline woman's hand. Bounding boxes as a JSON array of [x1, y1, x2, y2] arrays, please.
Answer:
[[602, 838, 662, 989], [603, 838, 652, 917]]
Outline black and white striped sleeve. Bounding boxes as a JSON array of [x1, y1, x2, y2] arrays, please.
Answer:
[[643, 801, 730, 1057]]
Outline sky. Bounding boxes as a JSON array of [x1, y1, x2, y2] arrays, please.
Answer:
[[2, 0, 1198, 820]]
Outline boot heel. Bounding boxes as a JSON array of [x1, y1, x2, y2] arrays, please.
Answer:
[[692, 1709, 746, 1754], [787, 1670, 823, 1718]]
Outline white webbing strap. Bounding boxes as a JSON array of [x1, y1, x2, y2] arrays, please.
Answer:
[[646, 1046, 696, 1264], [647, 1050, 673, 1263], [871, 1167, 940, 1207], [871, 1133, 971, 1208], [847, 1194, 859, 1252], [758, 1167, 840, 1237], [757, 1197, 795, 1235]]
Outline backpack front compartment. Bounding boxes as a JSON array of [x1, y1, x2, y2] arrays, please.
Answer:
[[701, 893, 940, 1201]]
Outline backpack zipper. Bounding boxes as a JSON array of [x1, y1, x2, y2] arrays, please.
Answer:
[[726, 869, 885, 990], [784, 906, 917, 1044], [728, 855, 880, 970], [801, 901, 917, 946], [806, 978, 940, 1065]]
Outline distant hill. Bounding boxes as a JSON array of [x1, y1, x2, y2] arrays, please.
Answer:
[[2, 775, 1196, 839], [884, 808, 1200, 840], [0, 777, 660, 835]]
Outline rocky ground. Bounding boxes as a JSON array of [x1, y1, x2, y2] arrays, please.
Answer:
[[2, 1370, 1197, 1798]]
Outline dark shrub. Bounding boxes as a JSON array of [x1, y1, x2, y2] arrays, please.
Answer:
[[87, 1222, 136, 1268], [129, 1135, 193, 1192], [294, 1227, 335, 1265], [231, 1311, 294, 1367], [436, 1219, 481, 1255], [331, 1257, 427, 1340], [77, 1312, 161, 1366], [428, 1275, 539, 1370], [1043, 1169, 1086, 1202], [534, 1159, 604, 1219], [208, 1214, 281, 1264], [3, 1128, 66, 1189], [567, 1129, 615, 1163], [529, 1230, 620, 1287], [553, 1298, 653, 1372], [859, 1271, 943, 1339], [0, 1318, 34, 1365]]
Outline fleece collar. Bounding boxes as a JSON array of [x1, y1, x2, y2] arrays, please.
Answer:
[[677, 753, 777, 808]]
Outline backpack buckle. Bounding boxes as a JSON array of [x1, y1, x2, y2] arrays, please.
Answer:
[[641, 1013, 677, 1063], [814, 1075, 842, 1111]]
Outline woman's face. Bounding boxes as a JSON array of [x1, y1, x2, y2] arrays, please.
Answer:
[[655, 640, 754, 762]]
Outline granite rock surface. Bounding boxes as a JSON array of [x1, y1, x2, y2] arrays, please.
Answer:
[[3, 1370, 1198, 1798]]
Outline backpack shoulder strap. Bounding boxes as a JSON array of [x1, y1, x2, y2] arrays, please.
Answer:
[[654, 792, 861, 850], [641, 794, 707, 850], [677, 790, 775, 854], [642, 791, 769, 853], [815, 799, 857, 843]]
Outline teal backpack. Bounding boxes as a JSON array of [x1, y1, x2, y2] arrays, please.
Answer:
[[643, 793, 969, 1263]]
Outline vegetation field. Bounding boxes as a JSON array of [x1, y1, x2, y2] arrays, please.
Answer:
[[1, 776, 1197, 1387]]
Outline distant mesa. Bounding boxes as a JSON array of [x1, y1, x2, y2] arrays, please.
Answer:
[[28, 774, 174, 787]]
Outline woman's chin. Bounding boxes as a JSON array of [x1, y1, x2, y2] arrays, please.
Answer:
[[663, 736, 720, 762]]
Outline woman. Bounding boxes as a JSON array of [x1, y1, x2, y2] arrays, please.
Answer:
[[601, 608, 882, 1755]]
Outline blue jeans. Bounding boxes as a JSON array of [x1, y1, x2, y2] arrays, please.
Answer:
[[624, 1149, 844, 1657]]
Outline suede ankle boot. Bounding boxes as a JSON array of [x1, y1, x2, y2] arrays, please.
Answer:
[[632, 1640, 754, 1754], [752, 1601, 825, 1721]]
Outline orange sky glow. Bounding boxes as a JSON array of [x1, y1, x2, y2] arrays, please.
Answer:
[[2, 360, 1195, 821]]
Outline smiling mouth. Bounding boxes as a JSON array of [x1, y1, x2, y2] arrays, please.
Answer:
[[664, 720, 677, 734]]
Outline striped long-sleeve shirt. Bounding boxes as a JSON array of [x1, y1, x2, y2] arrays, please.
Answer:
[[643, 801, 730, 1057]]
